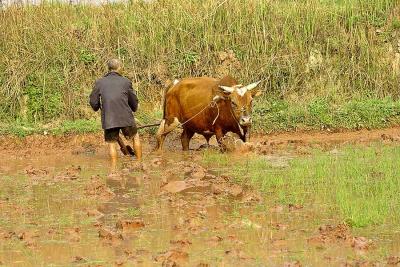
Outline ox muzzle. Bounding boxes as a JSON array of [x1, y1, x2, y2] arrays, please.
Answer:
[[239, 115, 252, 127]]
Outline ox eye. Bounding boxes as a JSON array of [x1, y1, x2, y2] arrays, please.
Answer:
[[231, 102, 238, 107]]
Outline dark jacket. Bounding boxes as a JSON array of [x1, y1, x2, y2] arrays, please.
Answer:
[[89, 72, 138, 129]]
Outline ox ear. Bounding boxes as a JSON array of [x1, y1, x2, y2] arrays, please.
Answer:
[[218, 85, 235, 95]]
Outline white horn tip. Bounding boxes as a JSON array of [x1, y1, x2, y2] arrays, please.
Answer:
[[219, 85, 234, 93]]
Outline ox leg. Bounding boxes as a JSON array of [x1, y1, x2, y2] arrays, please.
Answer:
[[204, 134, 212, 145], [215, 128, 226, 152], [181, 128, 194, 151], [239, 133, 246, 143], [156, 118, 180, 151], [240, 128, 248, 142]]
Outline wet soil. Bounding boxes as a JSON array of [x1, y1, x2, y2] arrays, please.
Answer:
[[1, 128, 400, 266]]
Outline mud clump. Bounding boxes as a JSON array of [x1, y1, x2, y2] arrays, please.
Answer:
[[98, 227, 123, 244], [225, 248, 253, 260], [170, 239, 192, 248], [72, 142, 97, 155], [25, 166, 49, 177], [65, 227, 81, 242], [53, 165, 81, 181], [207, 236, 223, 246], [84, 175, 115, 201], [228, 184, 243, 197], [387, 256, 400, 265], [72, 256, 87, 264], [284, 261, 302, 267], [154, 249, 189, 266], [115, 258, 127, 266], [24, 166, 50, 183], [220, 134, 254, 153], [308, 223, 373, 251], [381, 134, 400, 142], [271, 223, 288, 231], [162, 181, 188, 193], [288, 204, 303, 211], [0, 230, 16, 240], [308, 223, 351, 244], [161, 180, 211, 194], [86, 209, 104, 219], [116, 219, 145, 232], [341, 260, 379, 267], [18, 230, 39, 247], [351, 236, 373, 251], [215, 50, 241, 77], [269, 205, 284, 213], [210, 179, 244, 198]]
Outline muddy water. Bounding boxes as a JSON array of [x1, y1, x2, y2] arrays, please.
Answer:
[[0, 137, 399, 266]]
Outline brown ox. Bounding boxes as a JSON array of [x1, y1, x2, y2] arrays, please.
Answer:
[[155, 75, 262, 151]]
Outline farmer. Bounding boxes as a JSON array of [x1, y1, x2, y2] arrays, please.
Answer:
[[89, 59, 142, 167]]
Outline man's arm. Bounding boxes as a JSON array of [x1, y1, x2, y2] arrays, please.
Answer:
[[127, 81, 138, 112], [89, 81, 101, 111]]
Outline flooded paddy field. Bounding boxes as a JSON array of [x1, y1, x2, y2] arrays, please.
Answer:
[[0, 128, 400, 266]]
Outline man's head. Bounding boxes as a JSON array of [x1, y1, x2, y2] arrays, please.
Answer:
[[107, 59, 122, 73]]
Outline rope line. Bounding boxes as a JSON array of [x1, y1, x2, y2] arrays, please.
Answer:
[[178, 100, 218, 127]]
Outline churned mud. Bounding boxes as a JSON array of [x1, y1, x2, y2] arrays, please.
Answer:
[[1, 127, 400, 266]]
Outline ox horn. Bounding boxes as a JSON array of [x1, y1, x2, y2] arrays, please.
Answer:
[[240, 80, 262, 92], [219, 85, 235, 93]]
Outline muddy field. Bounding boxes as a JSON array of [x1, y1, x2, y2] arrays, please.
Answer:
[[1, 128, 400, 266]]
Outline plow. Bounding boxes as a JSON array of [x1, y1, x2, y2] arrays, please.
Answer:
[[117, 120, 161, 156]]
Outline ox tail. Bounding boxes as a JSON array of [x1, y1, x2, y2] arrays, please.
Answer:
[[162, 79, 179, 119]]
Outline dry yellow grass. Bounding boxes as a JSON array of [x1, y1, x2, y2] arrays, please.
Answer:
[[0, 0, 399, 123]]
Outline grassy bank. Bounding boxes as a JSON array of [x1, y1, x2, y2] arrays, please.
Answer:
[[253, 97, 400, 132], [2, 96, 400, 137], [203, 143, 400, 228], [1, 0, 400, 130]]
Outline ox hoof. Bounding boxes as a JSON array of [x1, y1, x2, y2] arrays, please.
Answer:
[[126, 145, 135, 156]]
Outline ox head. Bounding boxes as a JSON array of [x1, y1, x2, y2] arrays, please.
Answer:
[[218, 81, 262, 127]]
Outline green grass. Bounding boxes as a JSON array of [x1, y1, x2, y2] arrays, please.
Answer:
[[252, 97, 400, 132], [1, 96, 400, 136], [203, 143, 400, 227], [125, 207, 141, 217], [0, 119, 100, 137]]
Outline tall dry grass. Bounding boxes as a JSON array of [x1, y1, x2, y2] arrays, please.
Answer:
[[0, 0, 399, 123]]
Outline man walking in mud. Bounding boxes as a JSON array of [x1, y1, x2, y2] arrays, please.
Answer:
[[89, 59, 142, 169]]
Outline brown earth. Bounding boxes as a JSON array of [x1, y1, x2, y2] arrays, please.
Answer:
[[1, 126, 399, 152], [0, 127, 399, 266]]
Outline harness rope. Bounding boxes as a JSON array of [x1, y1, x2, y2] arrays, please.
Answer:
[[160, 99, 220, 135], [178, 100, 219, 128]]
